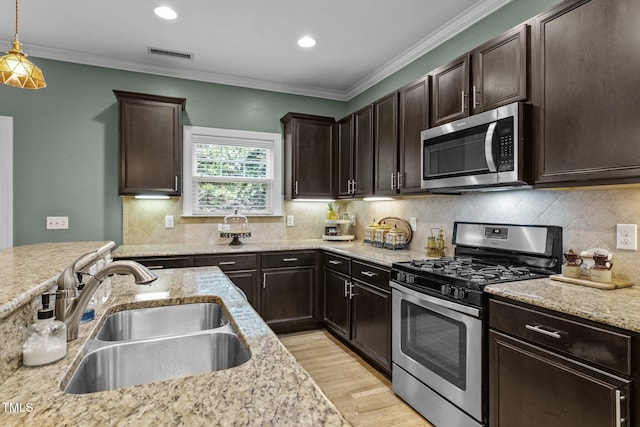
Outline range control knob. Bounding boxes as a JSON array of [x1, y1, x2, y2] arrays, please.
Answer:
[[406, 273, 416, 284], [453, 287, 467, 300], [396, 272, 406, 282], [441, 284, 452, 296]]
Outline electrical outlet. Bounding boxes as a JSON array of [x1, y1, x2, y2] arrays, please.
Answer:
[[409, 217, 417, 231], [46, 216, 68, 229], [165, 215, 175, 229], [286, 215, 294, 227], [617, 224, 637, 250]]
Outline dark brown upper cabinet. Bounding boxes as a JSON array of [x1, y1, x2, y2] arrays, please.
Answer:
[[398, 76, 430, 194], [113, 91, 186, 196], [374, 92, 399, 196], [430, 24, 530, 126], [472, 24, 529, 114], [281, 113, 335, 199], [336, 106, 374, 198], [430, 54, 471, 126], [532, 0, 640, 187]]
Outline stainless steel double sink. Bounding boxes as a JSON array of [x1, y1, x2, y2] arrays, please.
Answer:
[[64, 302, 251, 394]]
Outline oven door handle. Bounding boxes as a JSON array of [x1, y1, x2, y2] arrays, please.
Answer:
[[484, 122, 498, 172]]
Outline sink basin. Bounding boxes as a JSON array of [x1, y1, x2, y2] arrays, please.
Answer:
[[64, 331, 250, 394], [96, 303, 228, 341]]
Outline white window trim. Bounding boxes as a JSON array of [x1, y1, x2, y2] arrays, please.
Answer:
[[0, 116, 13, 248], [182, 125, 283, 217]]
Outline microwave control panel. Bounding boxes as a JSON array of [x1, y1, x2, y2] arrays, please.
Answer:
[[496, 118, 514, 172]]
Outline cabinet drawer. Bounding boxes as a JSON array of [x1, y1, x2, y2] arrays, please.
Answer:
[[352, 260, 390, 291], [261, 251, 316, 268], [193, 254, 257, 271], [131, 256, 192, 269], [322, 252, 351, 275], [489, 299, 632, 375]]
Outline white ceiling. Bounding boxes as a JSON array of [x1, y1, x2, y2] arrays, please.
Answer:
[[0, 0, 512, 101]]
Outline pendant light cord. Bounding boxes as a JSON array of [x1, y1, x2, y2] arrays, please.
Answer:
[[14, 0, 19, 35]]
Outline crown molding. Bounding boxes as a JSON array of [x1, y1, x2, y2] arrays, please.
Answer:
[[4, 0, 512, 102]]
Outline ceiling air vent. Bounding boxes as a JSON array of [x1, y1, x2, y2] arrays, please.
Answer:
[[147, 47, 194, 60]]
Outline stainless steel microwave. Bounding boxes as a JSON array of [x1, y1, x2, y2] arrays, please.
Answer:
[[421, 102, 530, 193]]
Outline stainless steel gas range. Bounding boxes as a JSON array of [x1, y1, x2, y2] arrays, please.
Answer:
[[390, 221, 563, 427]]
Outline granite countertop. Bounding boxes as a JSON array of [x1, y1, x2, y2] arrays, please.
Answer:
[[0, 267, 348, 426], [112, 239, 426, 268], [0, 241, 115, 319], [486, 278, 640, 333]]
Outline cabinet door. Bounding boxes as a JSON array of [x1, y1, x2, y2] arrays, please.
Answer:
[[490, 330, 630, 427], [323, 268, 350, 340], [351, 280, 391, 374], [114, 91, 185, 196], [336, 115, 355, 197], [472, 24, 529, 113], [281, 113, 335, 199], [225, 270, 260, 313], [353, 105, 374, 197], [399, 76, 429, 194], [533, 0, 640, 186], [374, 92, 399, 196], [430, 54, 471, 126], [262, 267, 315, 333]]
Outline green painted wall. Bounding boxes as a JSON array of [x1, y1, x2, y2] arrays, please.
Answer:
[[0, 61, 344, 246], [1, 0, 563, 246], [346, 0, 563, 112]]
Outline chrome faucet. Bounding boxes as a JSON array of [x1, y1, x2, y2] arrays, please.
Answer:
[[55, 256, 157, 341]]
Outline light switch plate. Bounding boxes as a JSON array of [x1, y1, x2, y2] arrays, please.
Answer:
[[165, 215, 175, 229], [46, 216, 68, 229], [286, 215, 294, 227], [616, 223, 637, 250]]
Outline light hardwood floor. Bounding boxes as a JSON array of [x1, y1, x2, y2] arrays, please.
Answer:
[[280, 330, 433, 426]]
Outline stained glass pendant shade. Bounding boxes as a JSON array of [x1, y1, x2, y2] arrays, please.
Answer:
[[0, 0, 45, 89]]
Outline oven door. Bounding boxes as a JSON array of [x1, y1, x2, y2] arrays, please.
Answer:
[[392, 282, 484, 423]]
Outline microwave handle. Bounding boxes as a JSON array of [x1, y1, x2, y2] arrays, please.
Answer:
[[484, 122, 498, 172]]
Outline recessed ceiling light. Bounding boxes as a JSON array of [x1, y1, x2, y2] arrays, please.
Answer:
[[154, 6, 178, 20], [297, 36, 316, 48]]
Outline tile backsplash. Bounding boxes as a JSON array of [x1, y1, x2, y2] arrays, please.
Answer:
[[123, 187, 640, 282]]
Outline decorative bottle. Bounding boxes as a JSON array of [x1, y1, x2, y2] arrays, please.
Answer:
[[22, 294, 67, 367]]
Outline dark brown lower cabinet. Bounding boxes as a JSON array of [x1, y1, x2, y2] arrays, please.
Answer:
[[323, 253, 391, 375], [489, 298, 632, 427], [261, 251, 320, 334]]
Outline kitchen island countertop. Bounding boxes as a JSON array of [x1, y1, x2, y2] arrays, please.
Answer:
[[0, 267, 348, 426]]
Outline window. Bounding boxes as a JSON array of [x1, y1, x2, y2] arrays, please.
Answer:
[[183, 126, 283, 216]]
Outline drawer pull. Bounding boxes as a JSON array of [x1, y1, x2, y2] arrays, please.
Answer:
[[146, 265, 164, 270], [525, 324, 561, 339], [282, 258, 298, 262], [616, 390, 626, 427], [218, 261, 236, 265], [329, 260, 342, 265], [361, 271, 377, 278]]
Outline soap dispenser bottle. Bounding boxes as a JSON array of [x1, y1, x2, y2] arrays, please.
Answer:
[[22, 294, 67, 367]]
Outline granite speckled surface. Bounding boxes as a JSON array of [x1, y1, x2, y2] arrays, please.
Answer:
[[112, 239, 425, 268], [0, 241, 115, 319], [486, 278, 640, 333], [0, 267, 348, 426]]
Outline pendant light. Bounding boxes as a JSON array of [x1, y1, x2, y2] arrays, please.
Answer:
[[0, 0, 45, 89]]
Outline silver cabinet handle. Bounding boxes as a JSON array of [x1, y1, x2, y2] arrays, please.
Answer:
[[174, 176, 178, 192], [616, 390, 625, 427], [461, 90, 467, 113], [218, 261, 236, 265], [282, 258, 298, 262], [344, 280, 350, 298], [391, 173, 396, 190], [329, 260, 342, 265], [361, 271, 377, 278], [473, 85, 480, 109], [294, 180, 298, 195], [146, 265, 164, 270], [525, 324, 561, 339], [349, 282, 355, 299], [397, 172, 402, 190], [352, 180, 358, 193], [262, 273, 266, 289]]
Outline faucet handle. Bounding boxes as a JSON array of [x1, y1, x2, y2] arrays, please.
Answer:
[[56, 249, 100, 291]]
